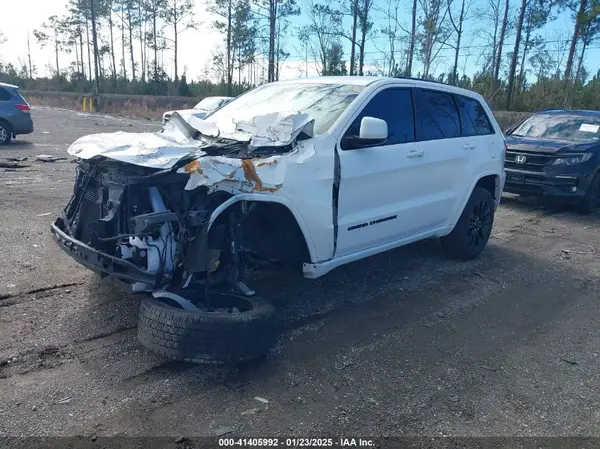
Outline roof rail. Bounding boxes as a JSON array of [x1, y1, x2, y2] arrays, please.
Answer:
[[393, 76, 452, 87], [0, 81, 19, 89]]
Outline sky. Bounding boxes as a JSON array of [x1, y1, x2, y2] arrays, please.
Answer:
[[1, 0, 600, 84]]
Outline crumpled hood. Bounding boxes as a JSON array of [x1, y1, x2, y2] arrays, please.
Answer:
[[68, 130, 202, 169], [67, 111, 315, 170]]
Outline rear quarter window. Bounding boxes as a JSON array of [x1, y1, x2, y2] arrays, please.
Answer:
[[456, 95, 495, 136], [0, 87, 13, 101]]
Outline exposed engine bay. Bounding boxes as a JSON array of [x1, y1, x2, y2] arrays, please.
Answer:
[[55, 158, 306, 294]]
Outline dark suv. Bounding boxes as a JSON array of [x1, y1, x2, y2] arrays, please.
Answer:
[[0, 82, 34, 145], [504, 109, 600, 214]]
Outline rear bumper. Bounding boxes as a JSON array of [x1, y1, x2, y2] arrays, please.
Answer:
[[10, 115, 34, 135], [51, 219, 159, 290], [503, 169, 591, 201]]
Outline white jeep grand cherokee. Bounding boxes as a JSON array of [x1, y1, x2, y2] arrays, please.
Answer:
[[51, 76, 506, 363]]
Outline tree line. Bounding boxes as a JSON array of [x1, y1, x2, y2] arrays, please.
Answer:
[[0, 0, 599, 111]]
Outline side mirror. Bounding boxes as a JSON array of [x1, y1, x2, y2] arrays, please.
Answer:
[[359, 116, 388, 142]]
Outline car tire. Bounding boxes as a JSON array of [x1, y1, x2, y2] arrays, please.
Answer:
[[441, 187, 495, 260], [576, 172, 600, 215], [0, 122, 12, 145], [137, 293, 277, 364]]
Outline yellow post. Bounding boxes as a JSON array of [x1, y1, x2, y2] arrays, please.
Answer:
[[82, 97, 87, 112], [89, 97, 94, 113]]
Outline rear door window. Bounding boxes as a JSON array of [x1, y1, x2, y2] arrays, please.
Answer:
[[0, 87, 12, 101], [414, 89, 461, 141], [456, 95, 494, 136]]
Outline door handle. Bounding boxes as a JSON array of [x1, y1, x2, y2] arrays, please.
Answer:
[[407, 150, 425, 158], [464, 143, 476, 150]]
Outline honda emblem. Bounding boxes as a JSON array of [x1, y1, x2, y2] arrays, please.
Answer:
[[515, 155, 527, 164]]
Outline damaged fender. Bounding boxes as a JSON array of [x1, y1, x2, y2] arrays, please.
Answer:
[[178, 111, 316, 193], [206, 193, 320, 264]]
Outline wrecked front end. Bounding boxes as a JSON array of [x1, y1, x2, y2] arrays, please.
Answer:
[[51, 111, 316, 296], [51, 159, 235, 293]]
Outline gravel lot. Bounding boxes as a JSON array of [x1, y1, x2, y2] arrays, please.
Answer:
[[1, 107, 600, 438]]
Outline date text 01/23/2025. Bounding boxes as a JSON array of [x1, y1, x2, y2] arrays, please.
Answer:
[[218, 438, 376, 447]]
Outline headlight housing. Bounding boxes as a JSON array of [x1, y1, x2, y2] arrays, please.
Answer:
[[552, 153, 593, 165]]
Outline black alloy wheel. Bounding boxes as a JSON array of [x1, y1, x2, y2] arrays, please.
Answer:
[[467, 198, 493, 251], [441, 187, 495, 260]]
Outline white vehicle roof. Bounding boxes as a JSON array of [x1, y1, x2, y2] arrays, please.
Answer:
[[274, 76, 486, 101]]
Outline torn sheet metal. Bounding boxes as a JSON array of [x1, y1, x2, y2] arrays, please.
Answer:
[[177, 111, 316, 192], [166, 112, 220, 138], [68, 111, 317, 193], [67, 111, 217, 169], [67, 130, 202, 169], [223, 111, 314, 148], [179, 140, 316, 192]]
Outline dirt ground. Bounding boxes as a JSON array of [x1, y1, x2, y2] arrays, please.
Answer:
[[1, 107, 600, 438]]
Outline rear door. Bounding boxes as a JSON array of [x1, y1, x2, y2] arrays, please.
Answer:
[[453, 94, 500, 214], [412, 88, 470, 226], [0, 86, 14, 122], [0, 86, 29, 121], [455, 94, 498, 161]]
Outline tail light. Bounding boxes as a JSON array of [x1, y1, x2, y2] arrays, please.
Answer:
[[14, 104, 30, 112]]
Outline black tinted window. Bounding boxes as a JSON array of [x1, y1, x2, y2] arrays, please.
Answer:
[[456, 95, 494, 136], [0, 88, 12, 101], [414, 89, 460, 141], [342, 88, 414, 149]]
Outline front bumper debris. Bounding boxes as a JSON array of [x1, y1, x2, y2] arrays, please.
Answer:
[[51, 218, 159, 288]]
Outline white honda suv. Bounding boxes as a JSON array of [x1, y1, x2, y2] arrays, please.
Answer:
[[52, 76, 506, 363]]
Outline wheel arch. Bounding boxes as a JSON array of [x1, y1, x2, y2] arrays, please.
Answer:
[[451, 171, 502, 229], [0, 118, 13, 134], [475, 173, 502, 206], [208, 193, 318, 264]]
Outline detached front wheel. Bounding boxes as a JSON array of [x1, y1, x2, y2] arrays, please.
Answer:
[[441, 187, 495, 260], [137, 293, 277, 364]]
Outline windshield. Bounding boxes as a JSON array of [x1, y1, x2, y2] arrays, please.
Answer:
[[511, 114, 600, 142], [194, 97, 225, 111], [205, 83, 365, 135]]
